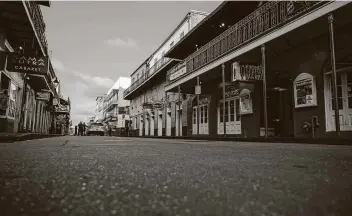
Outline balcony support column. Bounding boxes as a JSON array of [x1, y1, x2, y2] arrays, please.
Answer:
[[164, 91, 167, 136], [328, 13, 340, 137], [221, 64, 226, 138], [178, 85, 181, 136], [261, 44, 268, 138], [197, 76, 200, 135]]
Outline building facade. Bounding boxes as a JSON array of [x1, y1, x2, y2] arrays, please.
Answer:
[[164, 1, 352, 139], [0, 0, 66, 134], [102, 77, 131, 135], [95, 95, 106, 123], [124, 10, 208, 137]]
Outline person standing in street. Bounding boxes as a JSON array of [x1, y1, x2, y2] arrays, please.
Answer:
[[82, 122, 86, 136], [78, 122, 83, 136], [75, 125, 78, 136]]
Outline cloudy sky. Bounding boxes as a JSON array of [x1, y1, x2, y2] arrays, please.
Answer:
[[42, 1, 220, 125]]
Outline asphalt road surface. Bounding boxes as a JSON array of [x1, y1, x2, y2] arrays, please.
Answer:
[[0, 136, 352, 216]]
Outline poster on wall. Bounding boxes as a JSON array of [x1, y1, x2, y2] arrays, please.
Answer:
[[240, 89, 253, 115], [293, 73, 317, 108], [0, 91, 9, 116]]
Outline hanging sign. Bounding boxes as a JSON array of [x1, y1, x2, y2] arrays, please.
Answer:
[[169, 64, 187, 81], [6, 53, 49, 75], [153, 102, 164, 110], [55, 104, 69, 113], [143, 103, 153, 109], [53, 98, 59, 106], [195, 85, 201, 95], [36, 92, 50, 101], [232, 62, 263, 82]]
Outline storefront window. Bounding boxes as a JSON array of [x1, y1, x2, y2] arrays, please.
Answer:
[[7, 82, 17, 119], [293, 73, 317, 108], [219, 102, 223, 123], [240, 89, 253, 115]]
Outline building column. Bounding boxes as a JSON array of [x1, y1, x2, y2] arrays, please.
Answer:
[[328, 13, 340, 136], [221, 64, 226, 137], [197, 76, 200, 135], [261, 44, 268, 138]]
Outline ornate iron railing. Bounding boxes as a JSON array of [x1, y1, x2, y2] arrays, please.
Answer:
[[24, 1, 48, 55], [123, 57, 172, 97], [167, 0, 329, 84]]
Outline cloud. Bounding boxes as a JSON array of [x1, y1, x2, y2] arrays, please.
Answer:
[[51, 58, 65, 71], [104, 37, 138, 49], [75, 72, 114, 88], [51, 58, 115, 125]]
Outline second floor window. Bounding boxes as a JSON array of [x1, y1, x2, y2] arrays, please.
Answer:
[[180, 31, 185, 39]]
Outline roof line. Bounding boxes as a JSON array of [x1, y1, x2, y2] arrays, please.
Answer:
[[165, 1, 226, 57], [149, 10, 209, 59], [129, 10, 209, 76]]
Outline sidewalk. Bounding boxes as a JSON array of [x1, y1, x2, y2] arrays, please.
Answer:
[[0, 133, 63, 143], [130, 135, 352, 146]]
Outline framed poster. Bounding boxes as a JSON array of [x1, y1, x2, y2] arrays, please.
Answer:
[[239, 88, 253, 115], [293, 73, 317, 108]]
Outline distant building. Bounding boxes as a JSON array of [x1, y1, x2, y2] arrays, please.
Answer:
[[103, 77, 131, 135], [124, 10, 208, 137]]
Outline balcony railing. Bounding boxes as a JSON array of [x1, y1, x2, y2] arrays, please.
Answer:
[[24, 1, 48, 55], [124, 57, 172, 97], [167, 1, 328, 84]]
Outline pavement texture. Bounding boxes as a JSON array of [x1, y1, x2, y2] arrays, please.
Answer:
[[0, 136, 352, 216]]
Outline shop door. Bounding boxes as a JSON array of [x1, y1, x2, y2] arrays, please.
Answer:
[[325, 71, 352, 131], [158, 113, 162, 136], [144, 115, 149, 136], [218, 98, 241, 135], [199, 105, 209, 135], [150, 115, 155, 136], [192, 107, 198, 135], [176, 109, 183, 136], [166, 112, 171, 136], [139, 117, 143, 136]]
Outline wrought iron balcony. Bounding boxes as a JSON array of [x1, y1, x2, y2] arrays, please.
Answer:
[[24, 0, 48, 55], [124, 57, 172, 98], [167, 1, 329, 84]]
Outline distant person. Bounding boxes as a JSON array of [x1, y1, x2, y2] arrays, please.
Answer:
[[108, 126, 112, 136], [125, 121, 130, 137], [78, 122, 83, 136], [82, 123, 86, 136], [75, 125, 78, 136]]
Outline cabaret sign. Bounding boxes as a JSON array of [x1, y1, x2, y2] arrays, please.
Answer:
[[6, 53, 48, 75], [232, 62, 263, 82]]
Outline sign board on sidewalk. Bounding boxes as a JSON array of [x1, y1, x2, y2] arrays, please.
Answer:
[[195, 85, 201, 95]]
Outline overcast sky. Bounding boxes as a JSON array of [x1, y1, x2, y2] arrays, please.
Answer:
[[42, 1, 220, 125]]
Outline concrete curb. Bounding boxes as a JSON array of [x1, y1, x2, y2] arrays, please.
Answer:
[[126, 135, 352, 146], [0, 134, 64, 143]]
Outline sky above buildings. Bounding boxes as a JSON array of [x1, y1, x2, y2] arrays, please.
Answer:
[[42, 1, 220, 125]]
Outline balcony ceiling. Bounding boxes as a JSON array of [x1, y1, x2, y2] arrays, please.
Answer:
[[0, 1, 42, 54], [165, 1, 260, 60]]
